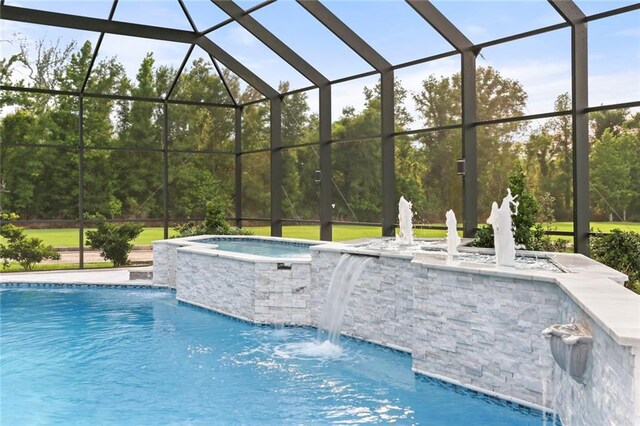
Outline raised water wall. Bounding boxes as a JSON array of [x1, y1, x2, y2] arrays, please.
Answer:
[[553, 277, 639, 425], [309, 244, 638, 423], [174, 244, 312, 325], [410, 264, 560, 407], [310, 249, 416, 352], [153, 237, 639, 424], [152, 239, 185, 288]]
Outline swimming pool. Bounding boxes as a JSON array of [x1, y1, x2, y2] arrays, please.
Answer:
[[199, 237, 313, 258], [1, 287, 552, 424]]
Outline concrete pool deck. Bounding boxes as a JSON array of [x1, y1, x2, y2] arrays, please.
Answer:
[[0, 267, 157, 286]]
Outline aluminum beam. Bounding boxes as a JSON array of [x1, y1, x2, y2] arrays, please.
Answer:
[[78, 96, 85, 268], [297, 0, 391, 72], [80, 0, 118, 93], [405, 0, 473, 52], [196, 37, 278, 99], [381, 71, 395, 237], [461, 52, 478, 237], [0, 5, 277, 99], [297, 0, 393, 236], [213, 0, 328, 87], [319, 86, 332, 241], [178, 0, 198, 32], [408, 0, 478, 236], [1, 5, 195, 42], [270, 97, 283, 237], [163, 102, 170, 239], [550, 1, 590, 255], [549, 0, 587, 24], [211, 56, 238, 106], [235, 107, 243, 228], [166, 45, 195, 100]]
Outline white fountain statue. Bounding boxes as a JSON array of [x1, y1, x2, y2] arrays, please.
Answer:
[[486, 188, 519, 267], [445, 209, 461, 256], [396, 196, 414, 245]]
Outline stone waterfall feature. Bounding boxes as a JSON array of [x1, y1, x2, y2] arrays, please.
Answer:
[[317, 253, 373, 344]]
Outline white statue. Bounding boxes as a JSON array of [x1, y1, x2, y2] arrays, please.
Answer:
[[445, 209, 461, 256], [396, 196, 414, 245], [487, 188, 519, 267]]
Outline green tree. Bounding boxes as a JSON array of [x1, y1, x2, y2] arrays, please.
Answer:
[[86, 218, 144, 267], [591, 229, 640, 293], [111, 54, 164, 218], [590, 128, 640, 221], [524, 94, 573, 220], [413, 66, 527, 221], [0, 213, 60, 270], [590, 109, 628, 141], [471, 165, 547, 251]]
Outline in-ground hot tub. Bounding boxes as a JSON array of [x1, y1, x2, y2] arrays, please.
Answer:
[[153, 236, 324, 324]]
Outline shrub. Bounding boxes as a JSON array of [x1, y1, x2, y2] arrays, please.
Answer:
[[174, 199, 252, 237], [86, 220, 143, 267], [590, 229, 640, 293], [471, 164, 548, 250], [0, 213, 61, 270]]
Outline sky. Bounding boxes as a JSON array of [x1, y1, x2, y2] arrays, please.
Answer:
[[1, 0, 638, 124]]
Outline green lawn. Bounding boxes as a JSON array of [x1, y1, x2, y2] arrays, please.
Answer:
[[250, 225, 451, 240], [1, 262, 114, 272], [6, 222, 640, 248], [14, 227, 179, 248], [554, 222, 640, 234]]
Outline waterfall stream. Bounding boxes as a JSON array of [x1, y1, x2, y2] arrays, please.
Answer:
[[318, 253, 373, 344]]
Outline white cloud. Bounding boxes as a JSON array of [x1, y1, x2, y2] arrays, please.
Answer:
[[225, 25, 258, 48], [614, 27, 640, 38], [97, 34, 187, 79], [497, 59, 572, 114], [396, 58, 460, 129], [590, 71, 640, 107], [464, 24, 489, 38]]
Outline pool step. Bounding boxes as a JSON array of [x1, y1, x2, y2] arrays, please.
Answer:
[[129, 266, 153, 281]]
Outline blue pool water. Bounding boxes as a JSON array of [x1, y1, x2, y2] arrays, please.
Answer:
[[199, 237, 313, 258], [1, 287, 551, 425]]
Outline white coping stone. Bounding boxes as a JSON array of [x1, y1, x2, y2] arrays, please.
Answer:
[[1, 269, 130, 283], [555, 275, 640, 347], [177, 245, 311, 264]]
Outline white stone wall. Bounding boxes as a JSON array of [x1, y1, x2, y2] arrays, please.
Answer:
[[152, 241, 187, 288], [411, 267, 561, 406], [155, 238, 639, 423], [554, 293, 637, 426], [176, 250, 311, 325], [254, 263, 311, 325], [176, 251, 256, 321], [310, 251, 415, 351], [152, 241, 173, 286]]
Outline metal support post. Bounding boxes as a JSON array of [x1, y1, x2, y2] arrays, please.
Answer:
[[381, 70, 395, 237], [461, 51, 478, 237], [270, 97, 283, 237], [319, 85, 332, 241], [78, 95, 84, 268], [163, 101, 169, 239], [235, 107, 242, 228]]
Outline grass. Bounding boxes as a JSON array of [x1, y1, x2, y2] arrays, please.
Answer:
[[5, 222, 639, 248], [250, 225, 452, 241], [12, 227, 180, 248], [1, 262, 114, 272], [554, 221, 640, 234]]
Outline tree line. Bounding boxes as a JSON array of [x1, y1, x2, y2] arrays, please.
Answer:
[[1, 37, 639, 226]]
